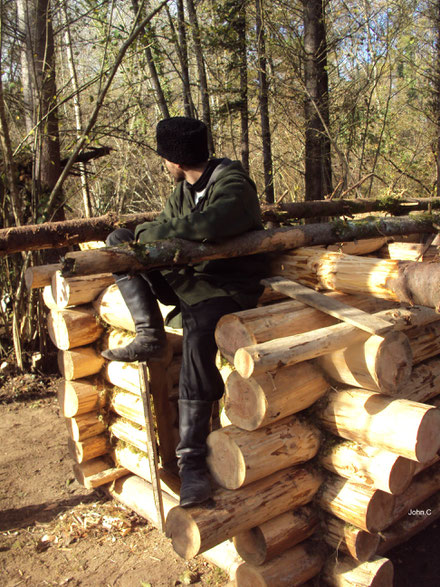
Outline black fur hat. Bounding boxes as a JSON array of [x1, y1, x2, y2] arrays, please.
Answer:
[[156, 117, 209, 165]]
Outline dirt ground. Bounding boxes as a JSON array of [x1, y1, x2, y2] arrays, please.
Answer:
[[0, 370, 439, 587]]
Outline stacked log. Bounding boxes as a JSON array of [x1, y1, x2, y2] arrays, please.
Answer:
[[28, 234, 440, 586], [203, 245, 440, 585]]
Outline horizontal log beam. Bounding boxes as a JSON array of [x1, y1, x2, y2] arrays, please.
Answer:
[[2, 200, 439, 256]]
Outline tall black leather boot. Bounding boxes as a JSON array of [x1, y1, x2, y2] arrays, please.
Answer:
[[177, 399, 213, 508], [101, 274, 167, 362]]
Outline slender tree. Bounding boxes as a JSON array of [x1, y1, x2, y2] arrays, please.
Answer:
[[255, 0, 274, 203], [185, 0, 215, 153]]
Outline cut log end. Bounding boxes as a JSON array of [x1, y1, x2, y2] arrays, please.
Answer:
[[366, 490, 396, 533], [415, 407, 440, 463], [374, 331, 413, 393], [165, 506, 201, 560], [206, 430, 246, 489], [233, 526, 267, 566], [347, 530, 380, 563], [215, 314, 256, 362], [234, 347, 256, 379], [224, 372, 267, 431], [388, 457, 416, 495]]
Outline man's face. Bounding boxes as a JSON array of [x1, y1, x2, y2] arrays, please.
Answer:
[[164, 159, 185, 182]]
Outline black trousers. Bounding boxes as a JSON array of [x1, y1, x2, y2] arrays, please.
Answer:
[[107, 228, 240, 402]]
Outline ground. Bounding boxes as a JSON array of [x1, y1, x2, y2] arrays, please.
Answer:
[[0, 370, 439, 587]]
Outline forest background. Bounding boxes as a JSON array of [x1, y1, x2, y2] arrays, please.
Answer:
[[1, 0, 440, 367]]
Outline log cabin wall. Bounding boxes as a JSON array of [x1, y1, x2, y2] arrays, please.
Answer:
[[29, 234, 440, 586]]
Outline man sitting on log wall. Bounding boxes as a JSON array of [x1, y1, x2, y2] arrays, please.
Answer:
[[102, 117, 266, 507]]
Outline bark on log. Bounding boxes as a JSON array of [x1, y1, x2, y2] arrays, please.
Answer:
[[65, 411, 106, 442], [67, 434, 109, 463], [234, 324, 412, 393], [165, 465, 323, 559], [25, 263, 62, 289], [272, 246, 440, 310], [73, 458, 129, 489], [215, 292, 392, 362], [378, 491, 440, 554], [57, 347, 105, 381], [262, 197, 440, 221], [323, 555, 393, 587], [2, 200, 438, 256], [51, 271, 114, 307], [206, 416, 321, 489], [107, 475, 244, 579], [323, 515, 380, 562], [1, 211, 159, 256], [232, 506, 319, 565], [320, 439, 415, 495], [317, 388, 440, 463], [47, 307, 103, 350], [233, 539, 325, 587], [224, 363, 328, 431], [60, 216, 437, 277], [57, 378, 107, 417], [317, 475, 395, 533]]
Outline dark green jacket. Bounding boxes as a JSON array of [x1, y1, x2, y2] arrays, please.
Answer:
[[134, 159, 267, 307]]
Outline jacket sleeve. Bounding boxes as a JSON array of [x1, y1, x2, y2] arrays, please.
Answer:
[[134, 173, 260, 244]]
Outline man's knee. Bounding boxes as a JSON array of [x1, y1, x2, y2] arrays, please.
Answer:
[[106, 228, 135, 246]]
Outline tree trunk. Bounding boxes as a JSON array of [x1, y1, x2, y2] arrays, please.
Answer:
[[131, 0, 170, 119], [165, 465, 322, 559], [206, 416, 321, 489], [233, 506, 319, 566], [255, 0, 274, 203], [224, 363, 328, 431], [303, 0, 332, 201], [237, 3, 249, 173], [185, 0, 214, 154], [317, 388, 440, 463], [17, 0, 63, 217]]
